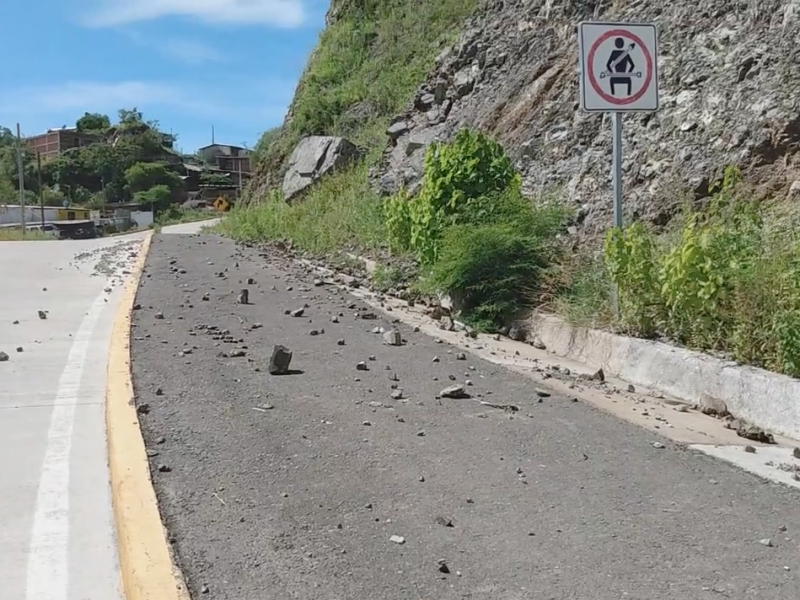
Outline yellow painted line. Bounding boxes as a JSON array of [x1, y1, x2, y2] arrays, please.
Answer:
[[106, 231, 191, 600]]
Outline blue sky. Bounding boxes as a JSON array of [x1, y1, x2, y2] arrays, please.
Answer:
[[0, 0, 329, 153]]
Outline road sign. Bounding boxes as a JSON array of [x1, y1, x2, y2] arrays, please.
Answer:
[[578, 21, 659, 112]]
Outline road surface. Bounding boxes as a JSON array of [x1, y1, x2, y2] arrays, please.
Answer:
[[131, 233, 800, 600], [0, 223, 208, 600]]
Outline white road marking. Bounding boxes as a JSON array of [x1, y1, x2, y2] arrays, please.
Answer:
[[25, 291, 109, 600]]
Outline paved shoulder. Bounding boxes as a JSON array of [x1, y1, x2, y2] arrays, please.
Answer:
[[132, 233, 800, 600]]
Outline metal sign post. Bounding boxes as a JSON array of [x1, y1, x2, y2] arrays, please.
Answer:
[[578, 21, 660, 312]]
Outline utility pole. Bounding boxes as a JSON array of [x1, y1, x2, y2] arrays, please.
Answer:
[[15, 123, 26, 235], [37, 151, 45, 228]]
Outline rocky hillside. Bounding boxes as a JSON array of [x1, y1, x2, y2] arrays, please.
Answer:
[[253, 0, 800, 236]]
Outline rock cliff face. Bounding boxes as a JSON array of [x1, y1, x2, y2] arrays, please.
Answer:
[[377, 0, 800, 236]]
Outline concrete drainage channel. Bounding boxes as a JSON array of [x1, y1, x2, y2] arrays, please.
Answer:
[[299, 255, 800, 492]]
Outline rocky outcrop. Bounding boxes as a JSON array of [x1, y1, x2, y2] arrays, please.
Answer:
[[283, 136, 359, 201], [378, 0, 800, 236]]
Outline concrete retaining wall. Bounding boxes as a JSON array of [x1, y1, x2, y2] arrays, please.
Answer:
[[528, 313, 800, 441]]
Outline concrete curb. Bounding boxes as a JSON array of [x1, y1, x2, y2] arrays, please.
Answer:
[[106, 232, 191, 600], [529, 312, 800, 441]]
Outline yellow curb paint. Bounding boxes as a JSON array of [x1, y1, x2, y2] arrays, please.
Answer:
[[106, 232, 190, 600]]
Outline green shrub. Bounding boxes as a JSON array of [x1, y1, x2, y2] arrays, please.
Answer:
[[603, 222, 660, 336], [383, 189, 412, 253], [401, 129, 520, 264]]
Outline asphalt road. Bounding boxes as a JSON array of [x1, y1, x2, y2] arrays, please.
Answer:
[[131, 233, 800, 600], [0, 234, 146, 600]]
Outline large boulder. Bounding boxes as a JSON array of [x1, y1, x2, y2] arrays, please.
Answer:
[[282, 136, 359, 201]]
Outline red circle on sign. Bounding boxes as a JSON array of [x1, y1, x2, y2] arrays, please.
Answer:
[[587, 29, 653, 106]]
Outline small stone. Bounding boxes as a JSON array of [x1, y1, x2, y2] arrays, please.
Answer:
[[759, 538, 773, 547], [363, 421, 372, 426], [38, 310, 47, 320], [591, 368, 604, 381], [627, 384, 636, 393], [389, 535, 405, 544], [440, 384, 467, 399], [455, 352, 466, 360], [337, 338, 346, 346], [435, 516, 454, 527], [290, 308, 305, 317], [417, 430, 426, 437], [356, 362, 369, 371], [391, 389, 403, 400], [793, 447, 800, 459], [652, 442, 665, 449], [269, 345, 293, 375], [313, 278, 323, 286], [155, 387, 164, 396], [0, 351, 9, 362], [136, 403, 150, 415], [201, 292, 210, 301], [237, 289, 249, 304], [432, 356, 440, 363], [382, 329, 402, 346], [535, 389, 551, 398], [155, 436, 166, 444], [157, 464, 171, 473], [309, 329, 320, 336], [331, 315, 339, 323], [229, 349, 247, 358], [744, 445, 756, 453], [200, 584, 210, 594]]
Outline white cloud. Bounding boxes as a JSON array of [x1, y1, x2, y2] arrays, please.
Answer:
[[83, 0, 306, 28]]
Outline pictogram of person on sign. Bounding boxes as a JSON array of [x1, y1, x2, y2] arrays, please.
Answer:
[[599, 37, 643, 97]]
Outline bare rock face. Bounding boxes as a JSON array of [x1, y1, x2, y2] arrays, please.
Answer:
[[377, 0, 800, 237], [283, 136, 359, 201]]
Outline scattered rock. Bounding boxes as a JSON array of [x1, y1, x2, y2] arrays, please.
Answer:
[[627, 384, 636, 393], [794, 447, 800, 459], [435, 516, 454, 527], [438, 560, 450, 574], [736, 423, 775, 444], [389, 535, 405, 545], [698, 393, 729, 418], [309, 329, 321, 336], [229, 349, 247, 358], [269, 345, 293, 375], [390, 389, 404, 400], [283, 136, 360, 201], [382, 329, 403, 346], [37, 310, 47, 320], [290, 308, 305, 317], [652, 442, 666, 449], [535, 388, 551, 398], [744, 445, 757, 453], [157, 464, 171, 473], [337, 338, 346, 345], [532, 338, 546, 350], [136, 403, 150, 415], [440, 384, 467, 399], [455, 352, 466, 360], [439, 316, 455, 331], [759, 538, 773, 547], [356, 361, 369, 371], [0, 351, 9, 362], [154, 311, 164, 320], [237, 289, 249, 304]]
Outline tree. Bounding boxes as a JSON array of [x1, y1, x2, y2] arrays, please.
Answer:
[[125, 161, 183, 194], [134, 184, 172, 212], [76, 112, 110, 134]]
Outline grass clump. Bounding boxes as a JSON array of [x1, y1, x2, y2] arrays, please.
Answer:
[[155, 207, 219, 228], [258, 0, 478, 176], [216, 163, 385, 255], [0, 228, 55, 241]]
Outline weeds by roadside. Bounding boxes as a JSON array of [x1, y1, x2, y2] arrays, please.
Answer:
[[0, 228, 55, 241], [155, 207, 220, 228]]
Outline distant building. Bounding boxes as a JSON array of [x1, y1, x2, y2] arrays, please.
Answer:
[[196, 143, 251, 174], [25, 127, 99, 161]]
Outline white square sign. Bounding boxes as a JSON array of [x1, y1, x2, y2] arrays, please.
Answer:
[[578, 21, 659, 112]]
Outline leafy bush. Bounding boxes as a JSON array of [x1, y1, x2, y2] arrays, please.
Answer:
[[388, 129, 521, 264], [596, 165, 800, 377]]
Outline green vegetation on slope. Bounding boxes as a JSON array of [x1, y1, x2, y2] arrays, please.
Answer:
[[257, 0, 478, 178], [558, 166, 800, 378]]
